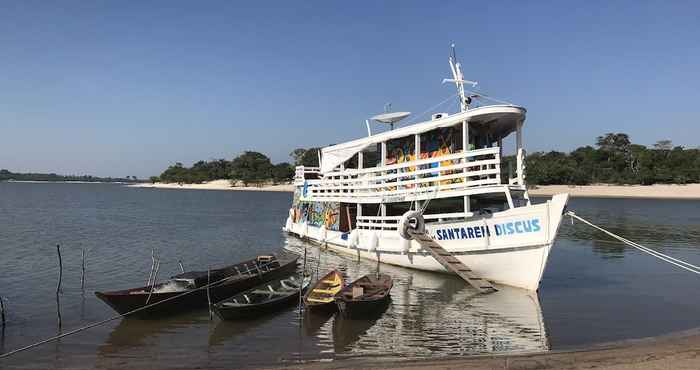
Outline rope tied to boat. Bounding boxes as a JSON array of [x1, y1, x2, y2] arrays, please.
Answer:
[[566, 211, 700, 275]]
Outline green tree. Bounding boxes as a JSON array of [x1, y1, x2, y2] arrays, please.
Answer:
[[299, 147, 321, 167], [290, 149, 307, 166], [229, 151, 273, 186], [271, 162, 294, 183]]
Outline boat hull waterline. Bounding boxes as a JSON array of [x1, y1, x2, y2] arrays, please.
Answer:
[[285, 194, 569, 291]]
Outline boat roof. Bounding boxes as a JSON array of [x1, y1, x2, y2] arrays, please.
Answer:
[[320, 105, 526, 173]]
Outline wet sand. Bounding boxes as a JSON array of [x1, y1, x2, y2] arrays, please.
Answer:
[[269, 328, 700, 370]]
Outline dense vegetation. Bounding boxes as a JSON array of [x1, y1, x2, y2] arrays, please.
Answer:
[[523, 133, 700, 185], [0, 169, 138, 183], [152, 149, 321, 186], [152, 134, 700, 187]]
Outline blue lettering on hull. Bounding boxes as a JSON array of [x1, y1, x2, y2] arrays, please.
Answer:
[[433, 218, 542, 240]]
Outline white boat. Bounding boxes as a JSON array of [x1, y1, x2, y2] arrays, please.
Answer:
[[283, 45, 569, 291]]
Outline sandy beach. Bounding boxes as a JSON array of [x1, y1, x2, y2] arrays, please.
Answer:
[[130, 180, 700, 199], [128, 179, 295, 192], [530, 184, 700, 199]]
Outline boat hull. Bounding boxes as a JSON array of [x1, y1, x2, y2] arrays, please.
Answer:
[[214, 289, 303, 320], [95, 254, 299, 318], [285, 194, 569, 291], [336, 295, 391, 319]]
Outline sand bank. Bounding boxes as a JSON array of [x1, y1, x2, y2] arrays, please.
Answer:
[[130, 180, 700, 200], [128, 179, 295, 192], [530, 184, 700, 199], [270, 328, 700, 370]]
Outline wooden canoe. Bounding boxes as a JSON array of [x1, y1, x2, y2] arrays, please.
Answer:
[[94, 252, 298, 318], [335, 273, 393, 318], [304, 270, 345, 313], [213, 274, 311, 320]]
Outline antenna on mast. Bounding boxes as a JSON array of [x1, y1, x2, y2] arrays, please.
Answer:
[[443, 43, 478, 112]]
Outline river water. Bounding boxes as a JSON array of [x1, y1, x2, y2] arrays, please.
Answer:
[[1, 182, 699, 368]]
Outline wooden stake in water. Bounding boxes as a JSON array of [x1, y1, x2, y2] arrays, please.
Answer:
[[298, 247, 307, 312], [0, 296, 6, 327], [56, 245, 63, 295], [81, 248, 86, 290], [207, 267, 212, 321]]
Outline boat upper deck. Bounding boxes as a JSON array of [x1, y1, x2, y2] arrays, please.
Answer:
[[295, 104, 529, 205]]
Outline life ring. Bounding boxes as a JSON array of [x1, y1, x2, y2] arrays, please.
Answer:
[[398, 210, 426, 240]]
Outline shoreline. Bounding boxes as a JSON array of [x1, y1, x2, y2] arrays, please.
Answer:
[[127, 179, 295, 192], [128, 180, 700, 200], [268, 327, 700, 370], [529, 183, 700, 200]]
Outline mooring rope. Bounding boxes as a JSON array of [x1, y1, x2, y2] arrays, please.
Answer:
[[0, 256, 295, 359], [567, 211, 700, 275]]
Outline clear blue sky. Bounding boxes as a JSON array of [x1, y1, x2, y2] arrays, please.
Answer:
[[1, 1, 698, 178]]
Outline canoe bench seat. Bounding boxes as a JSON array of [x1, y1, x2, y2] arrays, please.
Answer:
[[312, 288, 336, 294], [307, 297, 334, 303]]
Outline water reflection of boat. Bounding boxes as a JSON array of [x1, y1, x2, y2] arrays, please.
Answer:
[[332, 299, 391, 352], [286, 237, 549, 356], [99, 315, 202, 353], [208, 314, 280, 346], [302, 310, 334, 337], [382, 285, 548, 355]]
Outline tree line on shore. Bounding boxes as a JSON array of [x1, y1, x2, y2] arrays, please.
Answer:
[[151, 133, 699, 187], [0, 169, 138, 183], [151, 148, 321, 186], [522, 133, 700, 185]]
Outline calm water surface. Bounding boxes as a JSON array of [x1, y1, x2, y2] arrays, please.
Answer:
[[1, 182, 699, 368]]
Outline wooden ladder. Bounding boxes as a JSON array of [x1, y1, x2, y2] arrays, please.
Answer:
[[411, 233, 497, 294]]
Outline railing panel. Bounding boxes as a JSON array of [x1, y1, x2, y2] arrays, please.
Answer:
[[298, 147, 504, 201]]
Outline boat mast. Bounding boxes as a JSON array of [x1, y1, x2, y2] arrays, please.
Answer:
[[446, 44, 477, 112]]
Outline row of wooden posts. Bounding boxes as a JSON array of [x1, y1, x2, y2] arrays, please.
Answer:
[[0, 244, 85, 329]]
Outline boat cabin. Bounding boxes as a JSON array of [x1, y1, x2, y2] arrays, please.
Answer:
[[292, 104, 530, 235]]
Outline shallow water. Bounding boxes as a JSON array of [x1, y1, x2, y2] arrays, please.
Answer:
[[0, 182, 699, 368]]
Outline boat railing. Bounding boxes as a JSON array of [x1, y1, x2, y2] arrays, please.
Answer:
[[300, 147, 502, 201], [507, 148, 526, 185], [356, 211, 476, 231], [294, 166, 321, 184]]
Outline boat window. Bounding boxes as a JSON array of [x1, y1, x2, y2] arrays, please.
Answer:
[[420, 125, 463, 158], [360, 203, 380, 217], [344, 153, 358, 169], [385, 202, 412, 217], [423, 197, 464, 215], [511, 191, 529, 208], [361, 144, 380, 168], [470, 193, 509, 213], [386, 136, 416, 166]]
